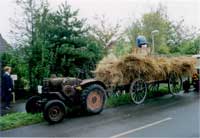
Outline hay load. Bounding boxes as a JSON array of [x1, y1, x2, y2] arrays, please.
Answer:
[[93, 54, 197, 86], [93, 53, 123, 86]]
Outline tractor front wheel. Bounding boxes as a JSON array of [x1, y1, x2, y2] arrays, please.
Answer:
[[43, 100, 66, 124]]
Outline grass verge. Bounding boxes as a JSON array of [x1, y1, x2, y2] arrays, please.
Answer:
[[0, 84, 170, 131], [106, 93, 132, 108], [0, 112, 43, 131]]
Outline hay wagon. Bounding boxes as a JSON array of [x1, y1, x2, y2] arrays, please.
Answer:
[[108, 71, 182, 104], [94, 54, 196, 105]]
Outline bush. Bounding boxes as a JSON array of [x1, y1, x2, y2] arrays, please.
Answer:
[[158, 45, 170, 54]]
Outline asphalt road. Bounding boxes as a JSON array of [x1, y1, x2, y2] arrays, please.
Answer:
[[1, 92, 200, 137]]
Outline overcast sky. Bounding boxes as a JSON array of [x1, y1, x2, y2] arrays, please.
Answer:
[[0, 0, 199, 43]]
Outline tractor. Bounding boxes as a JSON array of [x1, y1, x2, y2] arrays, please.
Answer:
[[25, 77, 106, 124]]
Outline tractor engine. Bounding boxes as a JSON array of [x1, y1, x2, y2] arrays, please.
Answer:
[[43, 77, 82, 97]]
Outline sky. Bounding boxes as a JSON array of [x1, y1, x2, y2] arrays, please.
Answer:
[[0, 0, 199, 43]]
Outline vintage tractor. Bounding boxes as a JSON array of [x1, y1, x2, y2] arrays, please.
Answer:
[[25, 77, 106, 123], [183, 54, 200, 92]]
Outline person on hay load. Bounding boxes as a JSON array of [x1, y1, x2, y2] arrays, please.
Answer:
[[134, 35, 149, 55], [136, 35, 147, 48]]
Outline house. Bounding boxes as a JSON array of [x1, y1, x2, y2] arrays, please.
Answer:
[[0, 34, 9, 53], [0, 33, 10, 95]]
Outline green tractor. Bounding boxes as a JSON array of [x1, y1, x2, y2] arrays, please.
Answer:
[[25, 77, 106, 124]]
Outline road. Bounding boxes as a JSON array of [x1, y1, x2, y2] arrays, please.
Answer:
[[1, 92, 200, 137]]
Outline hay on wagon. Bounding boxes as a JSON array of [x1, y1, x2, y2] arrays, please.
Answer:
[[93, 54, 197, 86]]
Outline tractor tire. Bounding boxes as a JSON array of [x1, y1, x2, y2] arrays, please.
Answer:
[[26, 96, 41, 114], [43, 100, 66, 124], [81, 84, 106, 114]]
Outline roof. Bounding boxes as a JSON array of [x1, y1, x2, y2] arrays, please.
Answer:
[[0, 34, 9, 53]]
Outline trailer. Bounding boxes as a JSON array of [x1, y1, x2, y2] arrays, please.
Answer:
[[107, 71, 182, 104], [94, 54, 196, 104]]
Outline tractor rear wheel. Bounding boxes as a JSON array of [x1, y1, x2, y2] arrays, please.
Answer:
[[81, 84, 106, 114]]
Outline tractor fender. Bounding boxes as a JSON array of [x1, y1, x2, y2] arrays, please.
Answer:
[[80, 79, 107, 89]]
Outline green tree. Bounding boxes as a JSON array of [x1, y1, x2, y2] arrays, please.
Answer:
[[113, 38, 132, 57], [11, 0, 50, 89], [126, 5, 173, 54], [44, 4, 103, 77], [142, 11, 171, 52], [127, 20, 142, 47], [8, 0, 104, 90], [178, 37, 200, 55], [1, 50, 29, 89]]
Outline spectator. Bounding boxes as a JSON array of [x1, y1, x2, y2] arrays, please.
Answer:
[[2, 66, 13, 110]]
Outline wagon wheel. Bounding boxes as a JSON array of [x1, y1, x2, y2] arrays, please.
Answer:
[[168, 72, 182, 95], [148, 82, 159, 93], [130, 79, 147, 104]]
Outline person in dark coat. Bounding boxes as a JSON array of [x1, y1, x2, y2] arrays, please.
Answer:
[[2, 66, 13, 110]]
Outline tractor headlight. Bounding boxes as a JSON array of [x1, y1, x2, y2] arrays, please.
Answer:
[[75, 86, 82, 91], [37, 85, 42, 94]]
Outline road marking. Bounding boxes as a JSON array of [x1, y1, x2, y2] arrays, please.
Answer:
[[110, 117, 172, 138]]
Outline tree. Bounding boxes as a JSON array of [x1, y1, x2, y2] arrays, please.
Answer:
[[44, 3, 103, 77], [178, 36, 200, 55], [126, 5, 177, 54], [141, 11, 171, 51], [127, 20, 142, 47], [90, 15, 122, 50], [126, 5, 199, 55], [113, 37, 132, 57], [8, 1, 104, 90], [1, 50, 29, 89]]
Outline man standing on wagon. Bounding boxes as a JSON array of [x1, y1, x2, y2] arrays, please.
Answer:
[[136, 35, 148, 48], [134, 35, 150, 55]]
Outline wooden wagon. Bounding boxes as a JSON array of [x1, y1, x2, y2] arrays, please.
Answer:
[[107, 71, 182, 105]]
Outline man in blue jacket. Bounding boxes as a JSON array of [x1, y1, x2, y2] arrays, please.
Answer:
[[2, 66, 13, 110]]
